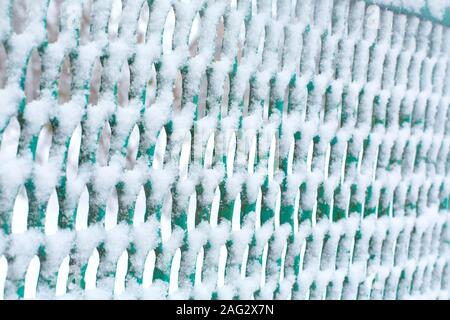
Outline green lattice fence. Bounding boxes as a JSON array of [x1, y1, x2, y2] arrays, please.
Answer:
[[0, 0, 449, 299]]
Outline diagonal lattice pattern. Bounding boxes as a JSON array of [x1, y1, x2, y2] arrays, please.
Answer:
[[0, 0, 449, 299]]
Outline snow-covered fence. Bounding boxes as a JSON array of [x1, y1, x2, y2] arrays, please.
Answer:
[[0, 0, 449, 299]]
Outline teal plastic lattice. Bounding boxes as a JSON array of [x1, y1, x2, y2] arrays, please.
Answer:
[[0, 0, 449, 299]]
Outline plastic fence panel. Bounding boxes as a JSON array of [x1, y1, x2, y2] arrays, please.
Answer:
[[0, 0, 449, 300]]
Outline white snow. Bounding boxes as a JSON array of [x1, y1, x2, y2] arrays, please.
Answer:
[[0, 0, 449, 300]]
